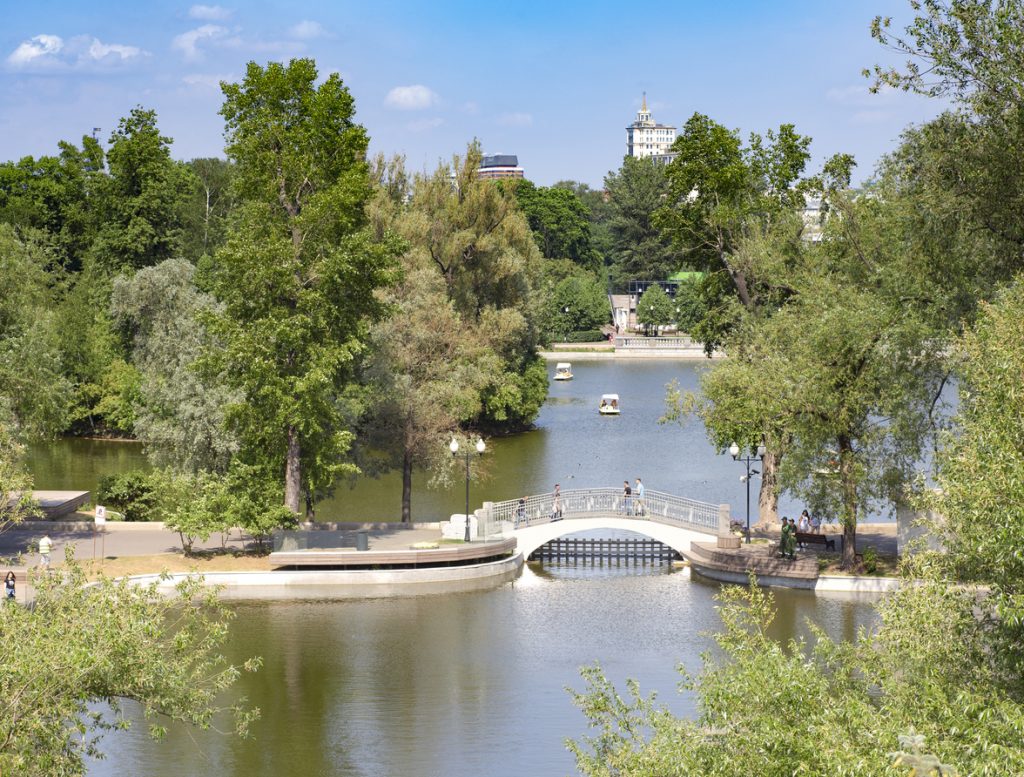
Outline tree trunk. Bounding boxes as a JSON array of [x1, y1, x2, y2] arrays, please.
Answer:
[[838, 435, 858, 569], [401, 449, 413, 523], [284, 426, 301, 515], [758, 450, 780, 528]]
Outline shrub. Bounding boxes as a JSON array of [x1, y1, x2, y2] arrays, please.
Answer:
[[862, 545, 878, 574], [95, 470, 159, 522], [554, 330, 606, 343]]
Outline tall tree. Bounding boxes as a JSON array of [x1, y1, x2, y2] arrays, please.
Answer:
[[602, 157, 677, 287], [91, 107, 195, 274], [511, 180, 599, 269], [207, 59, 399, 515]]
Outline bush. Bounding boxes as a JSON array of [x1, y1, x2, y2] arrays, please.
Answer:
[[862, 546, 878, 574], [95, 470, 159, 522], [553, 330, 606, 343]]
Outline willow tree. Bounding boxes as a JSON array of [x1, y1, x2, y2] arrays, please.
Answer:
[[207, 59, 399, 515]]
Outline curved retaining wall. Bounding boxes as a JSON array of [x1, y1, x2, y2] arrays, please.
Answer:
[[124, 554, 524, 600]]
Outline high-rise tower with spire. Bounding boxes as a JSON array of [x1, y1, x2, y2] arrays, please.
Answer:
[[626, 92, 677, 160]]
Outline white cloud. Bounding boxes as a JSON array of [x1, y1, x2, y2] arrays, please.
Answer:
[[6, 34, 147, 69], [289, 20, 326, 39], [189, 5, 232, 20], [385, 84, 439, 110], [497, 112, 533, 127], [461, 100, 479, 115], [88, 39, 143, 62], [172, 25, 229, 61], [851, 110, 889, 125], [407, 117, 444, 132], [7, 34, 63, 66]]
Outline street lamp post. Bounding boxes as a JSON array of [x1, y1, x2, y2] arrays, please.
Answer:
[[450, 437, 486, 542], [729, 442, 766, 544]]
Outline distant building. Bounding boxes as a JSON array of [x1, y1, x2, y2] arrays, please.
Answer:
[[626, 94, 677, 159], [477, 154, 524, 180]]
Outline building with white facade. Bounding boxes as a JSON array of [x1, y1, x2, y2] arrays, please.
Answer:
[[626, 94, 677, 159], [477, 154, 524, 180]]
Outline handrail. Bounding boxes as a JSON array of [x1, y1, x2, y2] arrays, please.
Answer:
[[486, 487, 721, 535], [614, 336, 698, 349]]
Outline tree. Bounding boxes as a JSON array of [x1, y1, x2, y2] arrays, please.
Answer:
[[0, 560, 259, 775], [91, 107, 195, 274], [634, 284, 674, 334], [511, 180, 599, 269], [603, 157, 678, 287], [111, 258, 239, 473], [539, 263, 610, 341], [181, 157, 236, 261], [207, 59, 400, 516], [400, 144, 547, 430]]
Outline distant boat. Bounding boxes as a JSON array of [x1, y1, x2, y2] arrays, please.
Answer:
[[599, 393, 620, 415], [554, 362, 573, 381]]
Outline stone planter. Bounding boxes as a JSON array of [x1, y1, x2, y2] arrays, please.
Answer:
[[717, 535, 741, 549]]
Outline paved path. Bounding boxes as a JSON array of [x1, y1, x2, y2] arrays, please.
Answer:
[[752, 522, 898, 555]]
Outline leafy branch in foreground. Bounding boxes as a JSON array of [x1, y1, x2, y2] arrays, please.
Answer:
[[0, 555, 260, 776]]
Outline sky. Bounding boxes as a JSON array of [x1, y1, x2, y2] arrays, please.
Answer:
[[0, 1, 945, 187]]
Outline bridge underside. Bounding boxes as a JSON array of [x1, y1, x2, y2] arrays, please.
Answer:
[[510, 516, 715, 560]]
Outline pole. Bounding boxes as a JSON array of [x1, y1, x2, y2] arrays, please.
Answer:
[[464, 451, 471, 543], [745, 458, 751, 544]]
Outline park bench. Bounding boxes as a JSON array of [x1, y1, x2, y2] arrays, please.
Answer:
[[795, 532, 837, 551]]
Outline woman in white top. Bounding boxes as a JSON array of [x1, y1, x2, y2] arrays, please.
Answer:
[[797, 510, 811, 533]]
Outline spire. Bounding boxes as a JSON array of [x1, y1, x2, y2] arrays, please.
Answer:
[[641, 91, 647, 113]]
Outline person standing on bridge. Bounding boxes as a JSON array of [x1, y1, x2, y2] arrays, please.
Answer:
[[623, 480, 633, 516], [551, 484, 562, 521], [634, 478, 645, 516]]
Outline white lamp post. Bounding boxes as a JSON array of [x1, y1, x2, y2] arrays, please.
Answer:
[[451, 437, 486, 542], [730, 442, 766, 543]]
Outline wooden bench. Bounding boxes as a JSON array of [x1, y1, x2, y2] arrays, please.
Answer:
[[795, 532, 837, 551]]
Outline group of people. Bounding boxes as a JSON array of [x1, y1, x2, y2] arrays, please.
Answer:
[[622, 478, 644, 516], [513, 479, 648, 525], [778, 509, 821, 559]]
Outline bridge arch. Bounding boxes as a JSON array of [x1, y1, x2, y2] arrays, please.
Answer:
[[512, 517, 714, 560]]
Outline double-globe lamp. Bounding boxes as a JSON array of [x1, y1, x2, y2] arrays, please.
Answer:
[[450, 437, 486, 542], [729, 442, 766, 544]]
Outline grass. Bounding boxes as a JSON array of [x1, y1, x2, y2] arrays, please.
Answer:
[[70, 550, 275, 579]]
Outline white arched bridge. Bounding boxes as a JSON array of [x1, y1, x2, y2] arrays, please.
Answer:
[[476, 488, 730, 560]]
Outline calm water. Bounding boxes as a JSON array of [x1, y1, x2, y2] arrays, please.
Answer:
[[88, 563, 878, 777], [27, 360, 811, 523]]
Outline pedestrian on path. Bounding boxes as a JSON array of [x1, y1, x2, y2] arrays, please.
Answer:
[[38, 534, 52, 569], [634, 478, 645, 516], [623, 480, 633, 516], [4, 571, 14, 601]]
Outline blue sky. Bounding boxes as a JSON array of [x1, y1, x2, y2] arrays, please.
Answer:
[[0, 1, 943, 186]]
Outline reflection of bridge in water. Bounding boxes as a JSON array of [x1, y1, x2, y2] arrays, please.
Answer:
[[476, 487, 730, 561]]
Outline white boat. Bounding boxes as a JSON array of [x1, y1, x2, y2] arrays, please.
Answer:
[[553, 362, 573, 381], [599, 393, 620, 415]]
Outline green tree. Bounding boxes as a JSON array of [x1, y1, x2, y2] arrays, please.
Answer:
[[91, 107, 195, 274], [111, 258, 239, 473], [207, 59, 400, 516], [634, 283, 674, 335], [0, 560, 259, 775], [603, 157, 678, 287], [403, 144, 547, 429], [511, 180, 599, 269], [182, 157, 236, 261], [540, 264, 610, 341]]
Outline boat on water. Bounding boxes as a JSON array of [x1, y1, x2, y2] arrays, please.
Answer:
[[599, 393, 620, 415], [553, 362, 573, 381]]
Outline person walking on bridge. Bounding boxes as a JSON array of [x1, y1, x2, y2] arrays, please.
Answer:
[[634, 478, 645, 517], [623, 481, 633, 516]]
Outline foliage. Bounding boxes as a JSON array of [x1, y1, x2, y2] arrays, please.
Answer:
[[208, 58, 400, 515], [0, 226, 71, 438], [151, 468, 233, 553], [0, 421, 35, 534], [540, 266, 610, 341], [181, 157, 235, 261], [511, 179, 599, 269], [569, 578, 1024, 776], [862, 545, 878, 575], [96, 470, 159, 522], [558, 330, 607, 343], [111, 258, 239, 472], [0, 558, 259, 775], [91, 107, 195, 274], [634, 284, 675, 333], [671, 276, 706, 334], [602, 157, 678, 288]]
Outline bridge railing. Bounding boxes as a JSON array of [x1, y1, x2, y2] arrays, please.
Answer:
[[480, 487, 723, 537]]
